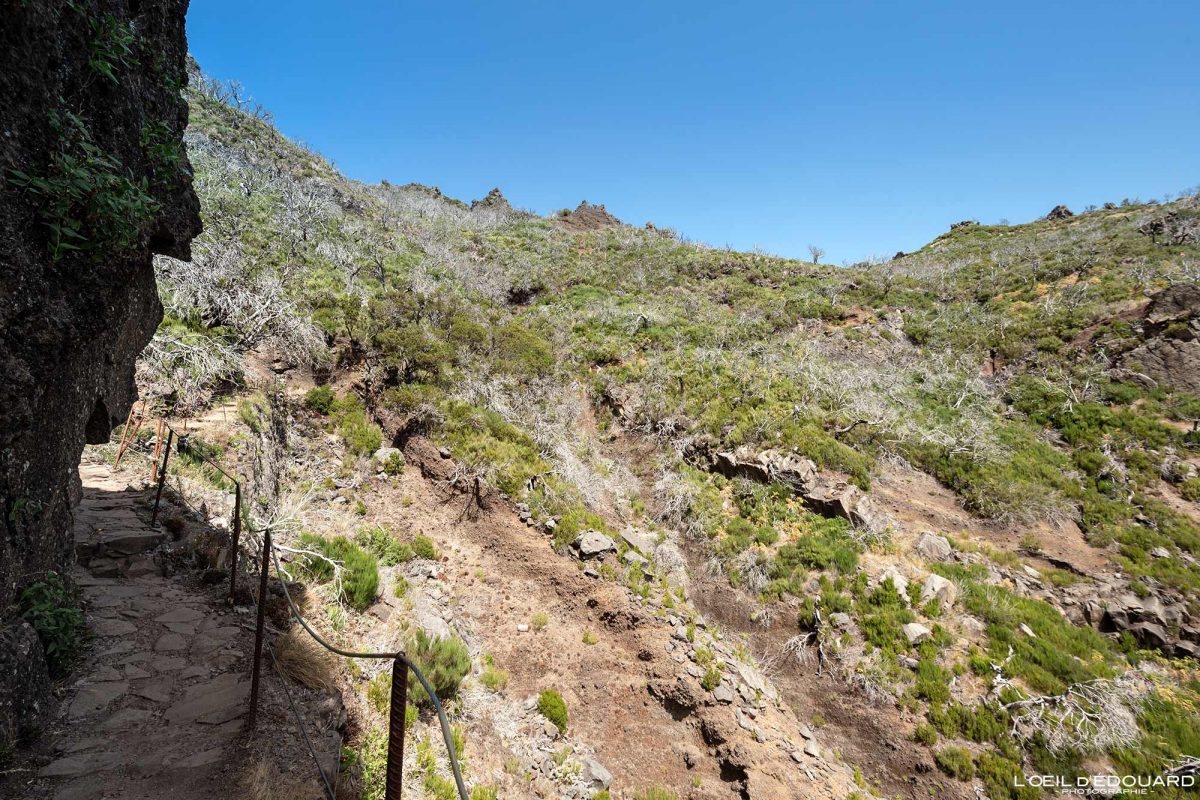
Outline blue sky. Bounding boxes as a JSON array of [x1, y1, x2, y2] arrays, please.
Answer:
[[186, 1, 1199, 263]]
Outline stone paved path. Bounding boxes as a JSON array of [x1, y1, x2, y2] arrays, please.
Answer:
[[21, 463, 255, 800]]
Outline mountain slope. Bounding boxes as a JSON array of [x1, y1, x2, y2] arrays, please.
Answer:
[[143, 65, 1200, 799]]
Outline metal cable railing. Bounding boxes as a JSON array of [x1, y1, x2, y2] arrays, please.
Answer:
[[149, 423, 468, 800]]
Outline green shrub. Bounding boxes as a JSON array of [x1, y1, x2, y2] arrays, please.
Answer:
[[537, 688, 569, 733], [857, 578, 916, 656], [633, 789, 678, 800], [700, 666, 722, 691], [976, 751, 1040, 800], [408, 631, 471, 707], [382, 450, 405, 475], [412, 534, 438, 561], [297, 533, 379, 611], [934, 747, 975, 781], [931, 563, 1118, 694], [332, 395, 383, 456], [18, 573, 84, 678], [304, 385, 335, 414], [480, 654, 509, 692], [356, 525, 414, 566], [1180, 478, 1200, 503], [914, 657, 952, 704], [367, 671, 392, 713], [913, 722, 938, 746], [237, 392, 270, 432]]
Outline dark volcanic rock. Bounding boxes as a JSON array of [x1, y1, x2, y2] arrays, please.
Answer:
[[557, 200, 622, 231], [1120, 283, 1200, 394], [0, 0, 199, 749], [0, 621, 51, 746], [470, 187, 512, 212], [1046, 204, 1074, 220]]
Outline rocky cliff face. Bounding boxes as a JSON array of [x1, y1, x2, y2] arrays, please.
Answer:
[[0, 0, 199, 746], [1122, 283, 1200, 394]]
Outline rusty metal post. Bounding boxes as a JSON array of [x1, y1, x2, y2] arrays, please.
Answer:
[[248, 526, 271, 730], [385, 656, 409, 800], [151, 428, 174, 526], [230, 484, 242, 600]]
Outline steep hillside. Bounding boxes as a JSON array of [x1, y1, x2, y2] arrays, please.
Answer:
[[138, 66, 1200, 799]]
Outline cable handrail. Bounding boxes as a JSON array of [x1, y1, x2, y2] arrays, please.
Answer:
[[146, 418, 468, 800], [267, 542, 470, 799]]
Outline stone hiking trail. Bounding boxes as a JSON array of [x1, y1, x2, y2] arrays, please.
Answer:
[[20, 463, 263, 800]]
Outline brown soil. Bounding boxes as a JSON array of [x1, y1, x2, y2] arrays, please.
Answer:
[[347, 437, 850, 798], [603, 431, 969, 800], [871, 461, 1113, 575]]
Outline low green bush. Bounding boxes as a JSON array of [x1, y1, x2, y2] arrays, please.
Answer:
[[411, 534, 438, 561], [382, 450, 405, 475], [480, 654, 509, 692], [537, 688, 569, 733], [913, 722, 938, 746], [331, 395, 383, 456], [935, 747, 975, 781], [304, 385, 335, 414], [297, 533, 380, 611], [408, 631, 471, 707], [633, 789, 678, 800], [367, 671, 392, 713], [355, 525, 414, 566]]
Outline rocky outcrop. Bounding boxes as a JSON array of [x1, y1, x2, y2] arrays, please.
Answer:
[[1137, 207, 1200, 245], [557, 200, 622, 231], [1120, 283, 1200, 394], [692, 444, 895, 533], [470, 187, 512, 212], [1045, 204, 1074, 220], [0, 0, 199, 750]]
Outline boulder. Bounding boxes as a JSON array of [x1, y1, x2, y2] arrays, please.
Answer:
[[902, 623, 931, 644], [1046, 204, 1074, 220], [580, 758, 613, 790], [620, 527, 658, 554], [915, 532, 953, 562], [1131, 622, 1170, 650], [804, 478, 894, 533], [574, 530, 615, 559], [878, 567, 910, 601], [373, 446, 402, 464], [0, 621, 50, 748], [921, 574, 958, 608]]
